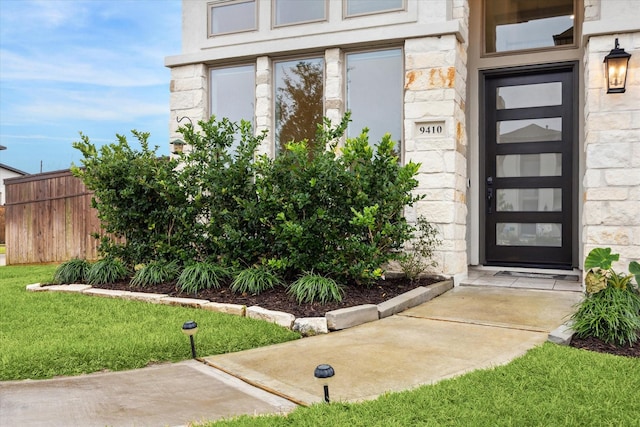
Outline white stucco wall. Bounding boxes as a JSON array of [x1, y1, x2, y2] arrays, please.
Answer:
[[0, 167, 26, 205]]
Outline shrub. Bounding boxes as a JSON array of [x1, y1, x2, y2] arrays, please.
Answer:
[[130, 260, 180, 288], [571, 248, 640, 347], [87, 258, 128, 285], [398, 216, 442, 282], [288, 272, 344, 304], [53, 258, 91, 284], [177, 262, 230, 294], [231, 266, 282, 295]]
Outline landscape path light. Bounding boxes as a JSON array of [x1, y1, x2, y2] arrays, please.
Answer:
[[314, 364, 335, 403], [604, 38, 631, 94], [182, 320, 198, 359]]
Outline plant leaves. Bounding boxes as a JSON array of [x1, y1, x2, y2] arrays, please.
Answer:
[[584, 248, 619, 271], [629, 261, 640, 285]]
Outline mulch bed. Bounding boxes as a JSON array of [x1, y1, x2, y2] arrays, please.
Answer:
[[91, 276, 639, 359], [91, 276, 441, 318]]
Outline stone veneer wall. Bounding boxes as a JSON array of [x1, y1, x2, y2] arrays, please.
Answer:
[[169, 64, 208, 140], [583, 31, 640, 270], [403, 31, 469, 278]]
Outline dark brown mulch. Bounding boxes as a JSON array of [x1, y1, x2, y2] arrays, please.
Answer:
[[569, 335, 639, 358], [91, 277, 639, 359], [91, 276, 441, 318]]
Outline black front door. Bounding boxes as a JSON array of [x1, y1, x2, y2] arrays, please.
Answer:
[[482, 65, 577, 268]]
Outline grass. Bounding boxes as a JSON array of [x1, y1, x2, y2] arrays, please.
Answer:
[[0, 265, 300, 381], [201, 343, 640, 426], [0, 245, 5, 255]]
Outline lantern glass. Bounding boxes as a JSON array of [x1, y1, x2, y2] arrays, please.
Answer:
[[604, 39, 631, 94]]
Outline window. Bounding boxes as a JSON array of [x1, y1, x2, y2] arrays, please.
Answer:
[[274, 57, 324, 153], [274, 0, 325, 26], [210, 65, 255, 152], [346, 49, 403, 149], [209, 0, 256, 36], [345, 0, 404, 17], [485, 0, 575, 53]]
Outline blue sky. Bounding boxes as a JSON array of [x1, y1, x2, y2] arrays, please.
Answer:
[[0, 0, 182, 174]]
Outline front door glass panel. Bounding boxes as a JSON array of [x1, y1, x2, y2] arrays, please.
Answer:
[[497, 82, 562, 109], [497, 153, 562, 177], [497, 118, 562, 144], [497, 189, 562, 212], [497, 223, 562, 247]]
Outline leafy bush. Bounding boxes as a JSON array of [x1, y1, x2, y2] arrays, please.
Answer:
[[86, 258, 128, 285], [231, 266, 282, 295], [130, 260, 180, 288], [72, 114, 423, 287], [571, 248, 640, 346], [398, 216, 442, 281], [288, 272, 344, 304], [53, 258, 91, 284], [177, 262, 230, 294], [72, 131, 186, 267]]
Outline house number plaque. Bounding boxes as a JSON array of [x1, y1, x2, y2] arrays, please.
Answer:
[[415, 121, 446, 137]]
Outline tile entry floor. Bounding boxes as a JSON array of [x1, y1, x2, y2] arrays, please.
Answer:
[[460, 267, 583, 292]]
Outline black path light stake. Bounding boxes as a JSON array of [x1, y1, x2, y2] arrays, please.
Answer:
[[182, 320, 198, 359], [314, 364, 335, 403]]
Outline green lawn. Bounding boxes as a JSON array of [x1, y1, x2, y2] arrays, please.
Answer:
[[0, 265, 300, 380], [0, 245, 5, 255], [204, 343, 639, 426]]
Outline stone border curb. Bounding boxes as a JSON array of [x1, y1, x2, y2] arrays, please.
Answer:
[[548, 320, 575, 345], [26, 279, 454, 336]]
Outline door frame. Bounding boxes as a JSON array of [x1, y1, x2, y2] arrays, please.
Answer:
[[479, 62, 579, 269]]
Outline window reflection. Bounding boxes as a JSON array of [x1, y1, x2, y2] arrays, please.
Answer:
[[497, 153, 561, 177], [497, 118, 561, 144], [346, 49, 402, 148], [485, 0, 574, 53], [346, 0, 404, 16], [497, 82, 562, 110], [274, 58, 324, 153], [274, 0, 325, 26], [497, 223, 562, 247], [497, 189, 562, 212], [210, 65, 255, 152], [210, 0, 256, 35]]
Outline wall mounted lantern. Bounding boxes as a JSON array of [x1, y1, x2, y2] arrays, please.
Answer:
[[171, 138, 185, 154], [314, 364, 335, 403], [182, 320, 198, 359], [604, 38, 631, 94]]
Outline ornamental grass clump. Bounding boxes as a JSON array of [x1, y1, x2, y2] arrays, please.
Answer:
[[288, 272, 344, 304], [53, 258, 91, 284], [86, 258, 128, 285], [231, 266, 282, 295], [130, 260, 181, 288], [178, 262, 230, 294], [571, 248, 640, 347]]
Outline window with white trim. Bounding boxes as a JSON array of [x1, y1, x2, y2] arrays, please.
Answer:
[[273, 0, 326, 26], [274, 57, 324, 153], [346, 49, 403, 149], [209, 0, 256, 36], [210, 65, 255, 152], [345, 0, 404, 17]]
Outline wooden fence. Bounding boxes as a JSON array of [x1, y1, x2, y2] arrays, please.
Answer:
[[0, 205, 5, 244], [4, 170, 102, 265]]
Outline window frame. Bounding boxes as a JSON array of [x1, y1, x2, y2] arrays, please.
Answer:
[[208, 0, 258, 37], [344, 47, 404, 154], [272, 0, 327, 28], [482, 0, 578, 56], [343, 0, 406, 19]]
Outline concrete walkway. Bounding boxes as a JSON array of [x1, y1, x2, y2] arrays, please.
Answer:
[[0, 286, 582, 426]]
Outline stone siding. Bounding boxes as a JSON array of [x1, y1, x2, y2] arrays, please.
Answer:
[[583, 32, 640, 270]]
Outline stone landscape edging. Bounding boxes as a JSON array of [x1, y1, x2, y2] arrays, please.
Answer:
[[26, 280, 454, 336]]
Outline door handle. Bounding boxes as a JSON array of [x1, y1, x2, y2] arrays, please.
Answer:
[[486, 176, 493, 214]]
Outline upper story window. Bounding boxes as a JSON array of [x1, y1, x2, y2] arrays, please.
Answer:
[[209, 0, 256, 36], [210, 65, 256, 152], [345, 0, 404, 17], [485, 0, 575, 53], [273, 0, 326, 27], [274, 57, 324, 153], [346, 48, 403, 149]]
